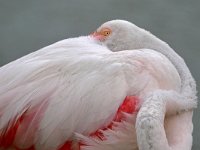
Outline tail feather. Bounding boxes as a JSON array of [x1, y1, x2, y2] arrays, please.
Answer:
[[14, 99, 49, 149]]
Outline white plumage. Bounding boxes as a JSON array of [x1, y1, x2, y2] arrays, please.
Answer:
[[0, 20, 197, 150], [88, 20, 197, 150]]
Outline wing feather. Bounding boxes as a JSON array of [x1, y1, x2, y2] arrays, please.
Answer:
[[0, 37, 131, 149]]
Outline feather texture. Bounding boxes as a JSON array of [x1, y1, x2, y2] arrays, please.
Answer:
[[0, 35, 195, 150]]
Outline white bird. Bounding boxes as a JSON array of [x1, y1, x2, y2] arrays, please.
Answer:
[[0, 20, 196, 150], [83, 20, 197, 150]]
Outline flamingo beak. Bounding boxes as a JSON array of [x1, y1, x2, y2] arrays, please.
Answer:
[[90, 31, 105, 41]]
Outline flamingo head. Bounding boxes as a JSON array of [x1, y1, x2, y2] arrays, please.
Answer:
[[90, 20, 150, 51]]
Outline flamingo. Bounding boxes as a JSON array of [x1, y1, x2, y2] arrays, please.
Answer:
[[0, 20, 197, 150], [83, 20, 197, 150]]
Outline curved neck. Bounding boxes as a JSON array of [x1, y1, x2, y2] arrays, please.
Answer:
[[131, 32, 196, 97]]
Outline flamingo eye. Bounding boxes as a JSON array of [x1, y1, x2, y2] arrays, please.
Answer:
[[101, 28, 111, 36], [104, 31, 111, 36]]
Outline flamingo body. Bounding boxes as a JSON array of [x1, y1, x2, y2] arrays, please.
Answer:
[[0, 20, 197, 150], [0, 36, 182, 150]]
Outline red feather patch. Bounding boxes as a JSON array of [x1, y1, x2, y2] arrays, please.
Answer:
[[0, 96, 139, 150]]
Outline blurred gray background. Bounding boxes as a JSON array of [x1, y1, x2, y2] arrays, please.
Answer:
[[0, 0, 199, 149]]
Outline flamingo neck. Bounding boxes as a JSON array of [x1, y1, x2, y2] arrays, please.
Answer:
[[140, 35, 196, 96], [113, 29, 197, 98]]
